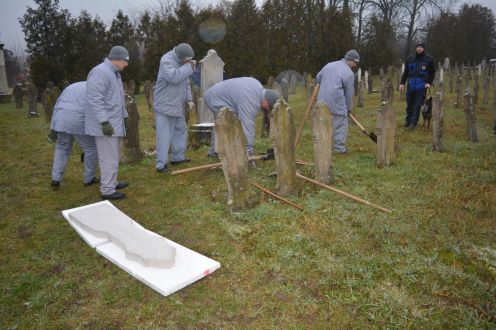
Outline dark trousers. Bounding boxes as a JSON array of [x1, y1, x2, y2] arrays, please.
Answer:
[[405, 89, 425, 126]]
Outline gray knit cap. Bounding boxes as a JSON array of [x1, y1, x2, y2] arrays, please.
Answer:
[[175, 43, 194, 60], [264, 89, 280, 109], [344, 49, 360, 63], [108, 46, 129, 61]]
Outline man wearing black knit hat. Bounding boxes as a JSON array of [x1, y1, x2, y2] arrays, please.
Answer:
[[399, 41, 436, 129]]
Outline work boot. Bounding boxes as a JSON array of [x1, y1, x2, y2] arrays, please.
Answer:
[[101, 191, 125, 200], [408, 123, 417, 130], [83, 177, 100, 186], [170, 158, 191, 165], [115, 181, 129, 190], [51, 180, 60, 187], [157, 164, 168, 173]]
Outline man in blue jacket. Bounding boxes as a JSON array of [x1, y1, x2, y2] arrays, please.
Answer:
[[86, 46, 129, 200], [316, 49, 359, 154], [154, 43, 195, 173], [400, 41, 436, 129], [48, 82, 98, 188], [204, 77, 279, 158]]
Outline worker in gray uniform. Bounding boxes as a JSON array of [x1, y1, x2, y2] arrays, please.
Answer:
[[154, 43, 195, 173], [203, 77, 279, 158], [316, 49, 359, 154], [48, 81, 98, 188], [86, 46, 129, 200]]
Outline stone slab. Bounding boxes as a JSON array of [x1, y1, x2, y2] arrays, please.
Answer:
[[62, 201, 221, 296]]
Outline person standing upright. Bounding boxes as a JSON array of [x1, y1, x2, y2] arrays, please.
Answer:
[[154, 43, 195, 173], [86, 46, 130, 200], [400, 41, 436, 129], [316, 50, 359, 154]]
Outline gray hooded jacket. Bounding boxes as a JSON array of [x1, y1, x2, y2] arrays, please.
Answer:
[[50, 82, 88, 135], [85, 58, 128, 137], [316, 59, 354, 116], [154, 49, 193, 117]]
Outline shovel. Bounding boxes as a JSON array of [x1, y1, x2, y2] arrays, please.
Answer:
[[348, 112, 377, 143]]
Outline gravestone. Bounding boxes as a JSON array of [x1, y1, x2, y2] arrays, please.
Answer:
[[357, 80, 364, 107], [443, 57, 450, 70], [270, 100, 298, 197], [307, 81, 314, 101], [432, 92, 444, 152], [364, 70, 369, 93], [267, 76, 274, 88], [281, 78, 289, 102], [143, 80, 153, 111], [376, 98, 396, 167], [449, 68, 454, 94], [379, 68, 385, 81], [121, 93, 144, 164], [51, 86, 61, 107], [127, 80, 136, 97], [198, 49, 224, 124], [473, 74, 480, 105], [483, 74, 489, 104], [455, 75, 462, 107], [463, 88, 478, 142], [41, 88, 53, 124], [311, 101, 333, 184], [13, 84, 23, 108], [289, 74, 297, 95], [357, 68, 362, 82], [272, 81, 282, 97], [62, 80, 70, 90], [215, 109, 255, 212], [27, 83, 39, 117], [368, 67, 373, 93], [0, 42, 11, 103]]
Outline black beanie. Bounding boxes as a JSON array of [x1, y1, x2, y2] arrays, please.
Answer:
[[416, 42, 426, 50]]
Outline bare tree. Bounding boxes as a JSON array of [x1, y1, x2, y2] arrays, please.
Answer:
[[350, 0, 373, 49]]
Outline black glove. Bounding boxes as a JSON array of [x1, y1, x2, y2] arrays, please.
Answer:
[[48, 130, 57, 143], [124, 117, 129, 131], [101, 121, 114, 137]]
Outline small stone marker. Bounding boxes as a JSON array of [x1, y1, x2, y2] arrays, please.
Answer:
[[270, 99, 298, 197], [215, 108, 254, 212], [13, 84, 23, 108], [27, 83, 38, 117], [311, 101, 333, 184], [432, 92, 444, 152]]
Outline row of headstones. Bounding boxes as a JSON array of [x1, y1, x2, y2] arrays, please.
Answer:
[[12, 82, 64, 121]]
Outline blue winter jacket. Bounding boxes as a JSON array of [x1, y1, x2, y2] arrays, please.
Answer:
[[154, 49, 193, 117], [400, 52, 436, 91], [85, 58, 128, 137], [51, 82, 88, 135], [204, 77, 266, 154], [316, 59, 355, 116]]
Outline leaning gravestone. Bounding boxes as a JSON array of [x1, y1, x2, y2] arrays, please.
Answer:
[[13, 84, 23, 108], [121, 93, 144, 164], [143, 80, 153, 111], [27, 83, 39, 117], [198, 49, 224, 124], [312, 101, 333, 184], [215, 108, 255, 212], [270, 99, 298, 197]]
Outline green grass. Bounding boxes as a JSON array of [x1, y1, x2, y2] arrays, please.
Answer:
[[1, 85, 495, 328]]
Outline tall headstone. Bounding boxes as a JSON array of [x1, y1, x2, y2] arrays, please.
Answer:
[[41, 88, 53, 124], [270, 100, 298, 197], [311, 101, 333, 184], [357, 80, 364, 107], [27, 83, 39, 117], [143, 80, 153, 111], [432, 92, 444, 152], [0, 42, 11, 103], [127, 80, 136, 97], [357, 68, 362, 82], [121, 93, 144, 163], [443, 57, 450, 70], [463, 87, 478, 142], [364, 70, 369, 92], [473, 74, 480, 105], [455, 75, 462, 107], [215, 108, 255, 212], [198, 49, 224, 124], [376, 99, 396, 168], [281, 78, 289, 102], [368, 67, 373, 93], [12, 84, 23, 108]]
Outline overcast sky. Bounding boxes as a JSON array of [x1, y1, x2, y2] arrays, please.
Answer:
[[1, 0, 495, 52]]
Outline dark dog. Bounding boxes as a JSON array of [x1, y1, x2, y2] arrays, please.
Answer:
[[421, 96, 432, 130]]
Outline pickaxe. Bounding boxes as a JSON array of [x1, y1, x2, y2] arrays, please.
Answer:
[[349, 113, 377, 143]]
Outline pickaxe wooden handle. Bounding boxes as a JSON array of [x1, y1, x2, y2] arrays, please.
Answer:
[[251, 182, 304, 211], [348, 112, 378, 143], [295, 83, 320, 147]]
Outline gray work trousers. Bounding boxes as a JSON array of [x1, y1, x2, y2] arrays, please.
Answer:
[[51, 132, 98, 183], [95, 136, 120, 195], [155, 112, 188, 169], [332, 114, 349, 153]]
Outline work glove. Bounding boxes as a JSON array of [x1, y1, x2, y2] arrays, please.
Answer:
[[187, 102, 195, 112], [47, 130, 57, 143], [101, 121, 114, 137], [124, 117, 129, 131]]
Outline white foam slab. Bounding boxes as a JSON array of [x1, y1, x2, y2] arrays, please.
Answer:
[[62, 201, 221, 296]]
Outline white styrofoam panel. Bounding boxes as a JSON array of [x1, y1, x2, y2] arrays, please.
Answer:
[[62, 201, 221, 296]]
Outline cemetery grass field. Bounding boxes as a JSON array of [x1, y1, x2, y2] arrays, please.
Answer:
[[1, 86, 495, 328]]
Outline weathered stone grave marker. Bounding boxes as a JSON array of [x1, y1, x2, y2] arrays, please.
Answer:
[[311, 101, 333, 184]]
